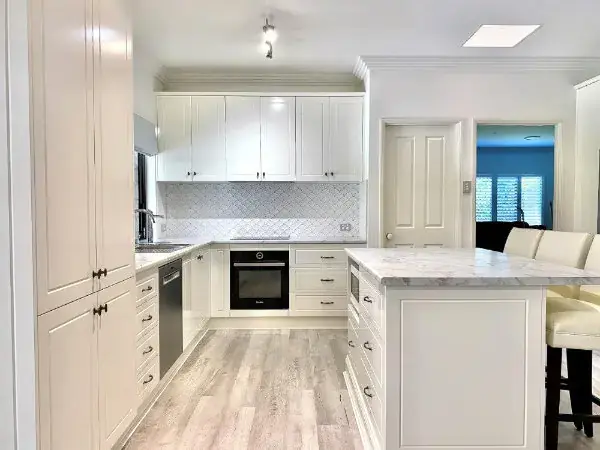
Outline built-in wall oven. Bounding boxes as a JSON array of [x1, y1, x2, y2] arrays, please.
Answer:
[[230, 251, 289, 310]]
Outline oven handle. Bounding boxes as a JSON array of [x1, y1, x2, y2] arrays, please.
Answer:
[[233, 262, 286, 267]]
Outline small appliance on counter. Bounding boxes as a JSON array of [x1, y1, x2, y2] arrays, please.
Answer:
[[230, 250, 289, 310]]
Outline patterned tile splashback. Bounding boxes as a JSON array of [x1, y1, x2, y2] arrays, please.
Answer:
[[161, 182, 362, 239]]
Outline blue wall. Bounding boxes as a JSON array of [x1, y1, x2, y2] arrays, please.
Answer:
[[477, 147, 554, 228]]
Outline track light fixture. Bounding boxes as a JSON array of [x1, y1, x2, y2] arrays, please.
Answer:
[[262, 18, 277, 59]]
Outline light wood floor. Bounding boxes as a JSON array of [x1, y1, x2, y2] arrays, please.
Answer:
[[123, 329, 362, 450], [123, 329, 600, 450]]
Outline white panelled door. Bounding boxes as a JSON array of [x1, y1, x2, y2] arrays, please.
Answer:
[[191, 96, 226, 181], [329, 97, 363, 182], [260, 97, 296, 181], [156, 96, 192, 182], [226, 96, 261, 181], [384, 125, 458, 248], [296, 97, 329, 182]]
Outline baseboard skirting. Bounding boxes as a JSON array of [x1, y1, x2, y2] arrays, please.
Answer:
[[208, 316, 347, 329], [114, 328, 209, 449]]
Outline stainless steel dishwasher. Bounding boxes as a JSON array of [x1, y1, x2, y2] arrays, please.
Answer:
[[158, 259, 183, 378]]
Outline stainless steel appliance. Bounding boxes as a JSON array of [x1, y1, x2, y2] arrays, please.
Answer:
[[350, 258, 360, 306], [230, 251, 289, 310], [159, 259, 183, 378]]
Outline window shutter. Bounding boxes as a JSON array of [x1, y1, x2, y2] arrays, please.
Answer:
[[496, 177, 519, 222], [475, 177, 493, 221], [521, 176, 543, 226]]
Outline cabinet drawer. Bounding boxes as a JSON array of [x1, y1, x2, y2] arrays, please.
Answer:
[[359, 278, 383, 336], [294, 249, 347, 266], [137, 356, 159, 406], [136, 273, 158, 306], [136, 329, 159, 374], [292, 268, 347, 294], [355, 353, 383, 435], [293, 295, 347, 314], [348, 317, 362, 363], [359, 322, 383, 388], [137, 299, 158, 338]]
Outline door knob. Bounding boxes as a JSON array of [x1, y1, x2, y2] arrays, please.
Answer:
[[386, 233, 393, 240]]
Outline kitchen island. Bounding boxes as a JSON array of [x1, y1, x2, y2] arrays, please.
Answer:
[[345, 247, 600, 450]]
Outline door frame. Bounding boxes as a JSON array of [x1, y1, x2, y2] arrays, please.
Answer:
[[378, 118, 466, 248], [472, 120, 564, 247]]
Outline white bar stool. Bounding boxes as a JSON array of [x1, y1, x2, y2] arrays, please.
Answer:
[[503, 228, 544, 259]]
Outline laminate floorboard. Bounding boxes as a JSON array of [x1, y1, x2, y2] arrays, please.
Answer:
[[123, 329, 600, 450]]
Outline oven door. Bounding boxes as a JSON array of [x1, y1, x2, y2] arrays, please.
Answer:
[[231, 261, 289, 310]]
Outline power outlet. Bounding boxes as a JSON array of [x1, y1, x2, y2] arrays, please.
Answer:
[[339, 223, 352, 232]]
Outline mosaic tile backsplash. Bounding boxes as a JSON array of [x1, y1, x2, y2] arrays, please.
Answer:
[[161, 182, 363, 239]]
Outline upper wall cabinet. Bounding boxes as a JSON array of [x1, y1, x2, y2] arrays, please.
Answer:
[[296, 97, 363, 182], [225, 96, 262, 180], [156, 96, 192, 182], [30, 0, 134, 314], [192, 97, 226, 181]]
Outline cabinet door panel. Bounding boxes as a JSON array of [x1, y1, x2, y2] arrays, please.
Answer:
[[98, 279, 136, 450], [210, 248, 230, 316], [226, 97, 261, 181], [329, 97, 363, 182], [260, 97, 296, 181], [191, 96, 226, 181], [296, 97, 329, 182], [157, 96, 192, 182], [182, 258, 193, 350], [30, 0, 96, 314], [191, 250, 211, 336], [38, 293, 98, 450], [95, 0, 134, 289]]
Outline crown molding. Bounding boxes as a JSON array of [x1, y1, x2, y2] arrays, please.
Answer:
[[575, 74, 600, 90], [154, 66, 168, 85], [354, 56, 600, 78], [161, 68, 362, 88]]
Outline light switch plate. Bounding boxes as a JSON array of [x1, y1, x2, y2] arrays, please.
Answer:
[[462, 181, 472, 194]]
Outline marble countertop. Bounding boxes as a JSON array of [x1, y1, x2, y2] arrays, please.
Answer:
[[135, 237, 366, 273], [346, 247, 600, 287]]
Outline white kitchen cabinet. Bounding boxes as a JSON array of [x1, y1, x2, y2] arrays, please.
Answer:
[[260, 97, 296, 181], [37, 293, 98, 450], [156, 96, 192, 182], [95, 0, 135, 291], [210, 247, 230, 317], [37, 278, 136, 450], [329, 97, 363, 181], [98, 279, 137, 450], [182, 256, 193, 349], [191, 96, 226, 181], [191, 249, 211, 333], [226, 96, 262, 181], [30, 0, 134, 315], [296, 97, 329, 182]]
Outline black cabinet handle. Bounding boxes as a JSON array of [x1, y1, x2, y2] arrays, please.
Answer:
[[142, 286, 153, 293], [325, 172, 329, 177], [348, 340, 356, 348], [93, 307, 102, 316], [256, 172, 259, 179], [193, 172, 197, 176], [92, 270, 99, 279], [320, 256, 335, 259], [100, 304, 108, 314], [363, 341, 373, 351], [363, 296, 372, 303], [320, 278, 335, 282], [320, 301, 335, 305], [262, 172, 265, 178], [197, 254, 204, 260], [363, 386, 373, 398], [101, 268, 107, 277], [142, 315, 153, 322], [330, 172, 334, 176], [142, 346, 154, 355], [143, 374, 154, 385]]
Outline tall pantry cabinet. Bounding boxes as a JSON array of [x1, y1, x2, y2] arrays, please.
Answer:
[[29, 0, 137, 446]]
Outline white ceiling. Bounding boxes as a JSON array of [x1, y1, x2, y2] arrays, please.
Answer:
[[133, 0, 600, 72]]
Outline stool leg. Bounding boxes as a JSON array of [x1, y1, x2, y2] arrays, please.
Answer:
[[546, 346, 562, 450], [567, 349, 584, 431], [579, 350, 594, 438]]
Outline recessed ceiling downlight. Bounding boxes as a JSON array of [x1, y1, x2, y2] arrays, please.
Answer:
[[524, 135, 542, 141], [463, 25, 541, 48]]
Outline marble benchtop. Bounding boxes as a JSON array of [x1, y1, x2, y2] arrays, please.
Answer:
[[346, 247, 600, 288], [135, 237, 366, 273]]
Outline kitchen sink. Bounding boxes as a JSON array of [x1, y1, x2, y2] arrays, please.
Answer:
[[135, 243, 191, 253]]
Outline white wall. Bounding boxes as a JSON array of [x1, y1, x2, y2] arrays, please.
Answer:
[[366, 69, 580, 247], [133, 45, 162, 124], [574, 78, 600, 233]]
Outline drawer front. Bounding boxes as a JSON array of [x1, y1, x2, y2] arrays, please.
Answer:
[[137, 299, 158, 337], [137, 356, 159, 406], [348, 318, 362, 363], [348, 304, 360, 331], [359, 322, 383, 388], [359, 279, 383, 336], [136, 329, 159, 373], [292, 268, 347, 294], [294, 295, 347, 312], [136, 273, 158, 306], [355, 353, 383, 434], [294, 249, 347, 266]]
